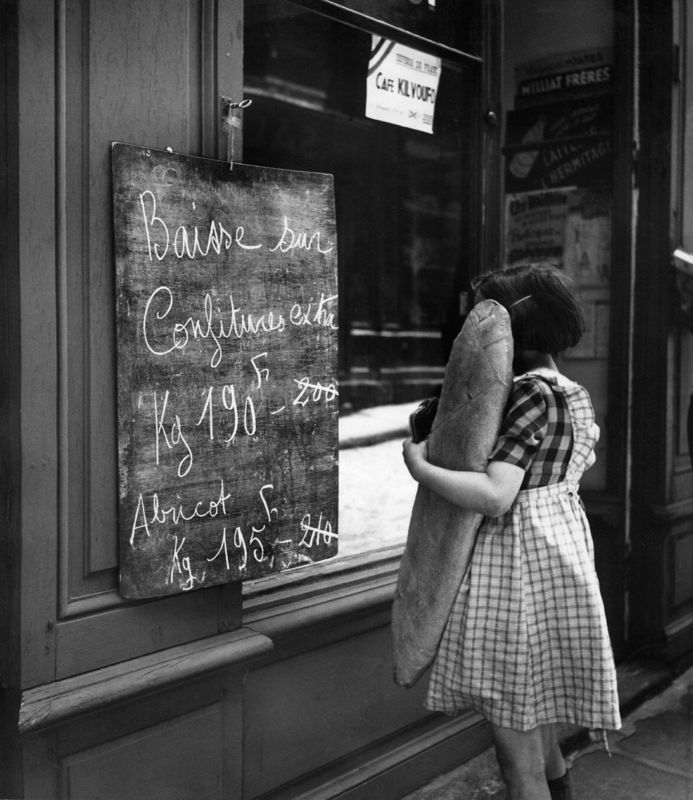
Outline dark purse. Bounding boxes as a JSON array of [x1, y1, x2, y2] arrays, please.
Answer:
[[408, 397, 439, 443]]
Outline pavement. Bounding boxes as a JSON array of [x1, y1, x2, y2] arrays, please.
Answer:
[[339, 399, 420, 450], [401, 662, 693, 800], [338, 401, 419, 556]]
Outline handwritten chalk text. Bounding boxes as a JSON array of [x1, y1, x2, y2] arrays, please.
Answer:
[[139, 190, 262, 261], [299, 512, 338, 548], [142, 287, 286, 368], [269, 216, 334, 254], [130, 478, 231, 545], [289, 293, 338, 330]]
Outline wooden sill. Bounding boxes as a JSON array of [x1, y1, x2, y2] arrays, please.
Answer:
[[19, 549, 406, 733], [18, 627, 272, 734], [243, 545, 403, 638]]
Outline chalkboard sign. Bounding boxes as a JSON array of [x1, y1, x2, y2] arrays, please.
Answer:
[[112, 143, 339, 599]]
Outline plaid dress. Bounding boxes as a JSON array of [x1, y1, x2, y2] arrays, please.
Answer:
[[425, 370, 621, 732]]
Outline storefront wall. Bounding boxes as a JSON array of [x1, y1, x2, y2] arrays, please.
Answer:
[[4, 1, 693, 798], [2, 1, 495, 798]]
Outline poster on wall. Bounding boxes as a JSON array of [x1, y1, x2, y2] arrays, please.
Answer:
[[504, 188, 572, 267], [365, 36, 442, 134], [562, 188, 611, 286], [112, 143, 339, 599], [505, 187, 610, 287], [504, 187, 611, 361], [505, 97, 613, 193], [514, 47, 613, 107]]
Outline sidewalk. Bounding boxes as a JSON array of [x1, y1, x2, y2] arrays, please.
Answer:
[[339, 400, 420, 449], [338, 401, 419, 557], [402, 662, 693, 800]]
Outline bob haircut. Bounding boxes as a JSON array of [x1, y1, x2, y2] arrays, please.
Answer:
[[472, 263, 584, 355]]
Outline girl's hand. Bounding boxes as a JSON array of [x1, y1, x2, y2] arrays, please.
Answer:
[[402, 437, 429, 481]]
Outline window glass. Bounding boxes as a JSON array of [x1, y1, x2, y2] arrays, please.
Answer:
[[244, 0, 481, 557]]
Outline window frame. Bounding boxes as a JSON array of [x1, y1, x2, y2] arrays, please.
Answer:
[[241, 0, 503, 622]]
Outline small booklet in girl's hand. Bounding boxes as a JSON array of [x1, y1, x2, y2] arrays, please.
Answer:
[[409, 397, 438, 443]]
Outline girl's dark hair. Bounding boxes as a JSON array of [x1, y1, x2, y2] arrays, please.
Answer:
[[472, 263, 584, 355]]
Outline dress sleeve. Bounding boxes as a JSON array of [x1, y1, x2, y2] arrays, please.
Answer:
[[489, 378, 547, 471]]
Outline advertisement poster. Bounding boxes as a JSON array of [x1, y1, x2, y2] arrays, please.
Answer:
[[504, 187, 610, 360], [562, 188, 611, 286], [365, 36, 442, 134], [505, 49, 612, 364], [505, 97, 613, 193], [505, 187, 610, 284], [505, 188, 572, 266], [514, 47, 613, 107]]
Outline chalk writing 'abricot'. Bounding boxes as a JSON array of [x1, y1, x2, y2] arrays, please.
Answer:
[[130, 478, 232, 545]]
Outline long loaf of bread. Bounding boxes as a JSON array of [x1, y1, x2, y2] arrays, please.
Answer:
[[392, 299, 513, 688]]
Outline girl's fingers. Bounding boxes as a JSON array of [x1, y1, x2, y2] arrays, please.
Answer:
[[403, 438, 428, 461]]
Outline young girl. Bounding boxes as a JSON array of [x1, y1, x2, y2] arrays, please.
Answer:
[[402, 264, 620, 800]]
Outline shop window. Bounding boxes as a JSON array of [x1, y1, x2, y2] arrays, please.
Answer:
[[243, 1, 482, 560], [501, 5, 614, 492]]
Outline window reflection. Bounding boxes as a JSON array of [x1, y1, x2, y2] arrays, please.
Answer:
[[244, 1, 478, 556]]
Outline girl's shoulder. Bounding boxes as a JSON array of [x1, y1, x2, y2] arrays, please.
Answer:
[[516, 369, 596, 422], [515, 368, 580, 392]]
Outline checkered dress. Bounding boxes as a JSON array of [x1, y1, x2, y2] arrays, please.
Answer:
[[425, 371, 621, 732]]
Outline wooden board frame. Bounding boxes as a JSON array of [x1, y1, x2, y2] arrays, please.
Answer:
[[112, 143, 339, 599]]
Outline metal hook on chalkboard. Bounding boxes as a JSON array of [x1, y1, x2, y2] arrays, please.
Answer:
[[221, 97, 252, 171]]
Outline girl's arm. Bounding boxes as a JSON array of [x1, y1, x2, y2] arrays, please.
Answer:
[[402, 438, 524, 517]]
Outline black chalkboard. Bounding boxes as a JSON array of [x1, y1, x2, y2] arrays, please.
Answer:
[[112, 143, 339, 599]]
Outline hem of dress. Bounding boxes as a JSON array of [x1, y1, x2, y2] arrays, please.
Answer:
[[424, 698, 622, 732]]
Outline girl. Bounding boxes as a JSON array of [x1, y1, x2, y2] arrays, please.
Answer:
[[402, 264, 620, 800]]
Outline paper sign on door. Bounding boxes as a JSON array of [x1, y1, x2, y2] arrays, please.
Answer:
[[365, 36, 442, 134]]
